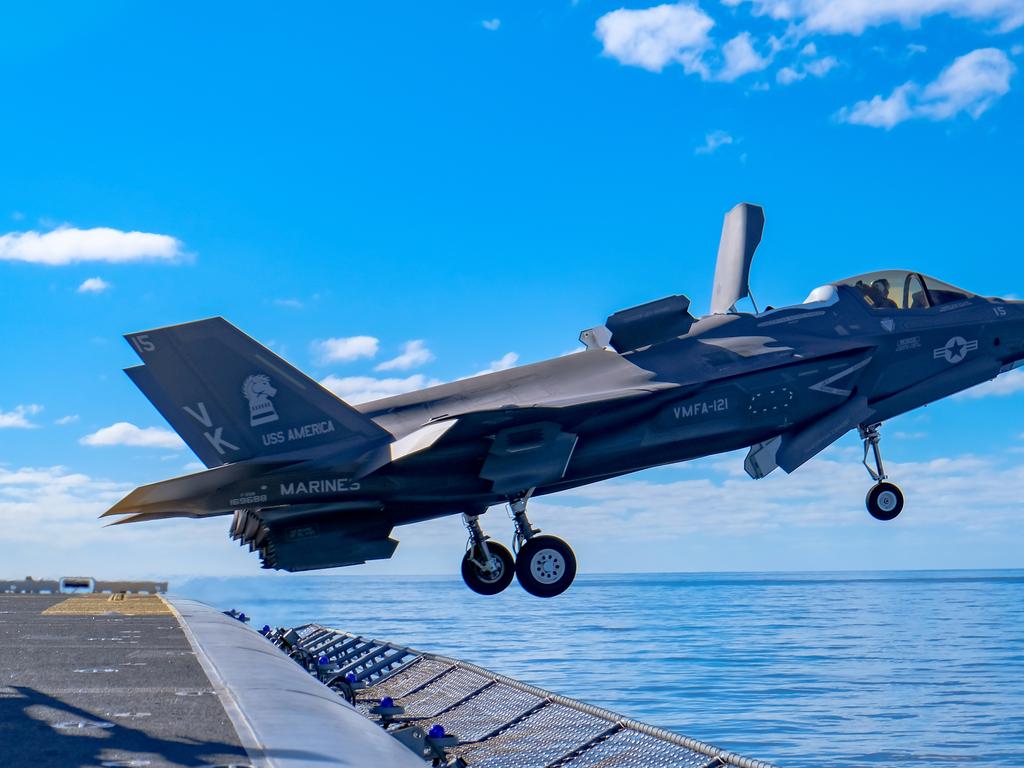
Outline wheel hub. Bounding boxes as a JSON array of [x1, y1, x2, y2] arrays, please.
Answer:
[[477, 555, 504, 583], [530, 549, 565, 584], [877, 490, 898, 512]]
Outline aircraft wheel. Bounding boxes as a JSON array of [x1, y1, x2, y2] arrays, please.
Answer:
[[461, 542, 515, 595], [866, 482, 904, 521], [515, 535, 577, 598]]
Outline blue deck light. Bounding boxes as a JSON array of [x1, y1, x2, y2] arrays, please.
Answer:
[[380, 696, 394, 708], [428, 724, 445, 739], [261, 624, 271, 635], [317, 655, 329, 665], [345, 672, 357, 682]]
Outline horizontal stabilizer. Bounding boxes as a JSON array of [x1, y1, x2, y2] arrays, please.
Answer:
[[102, 461, 269, 518], [124, 317, 392, 467], [106, 510, 206, 525]]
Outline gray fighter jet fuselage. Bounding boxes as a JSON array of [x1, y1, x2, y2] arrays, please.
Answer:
[[104, 204, 1024, 597]]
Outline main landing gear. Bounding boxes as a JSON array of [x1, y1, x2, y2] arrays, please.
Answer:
[[510, 497, 577, 598], [459, 497, 577, 598], [859, 423, 904, 521], [461, 514, 515, 596]]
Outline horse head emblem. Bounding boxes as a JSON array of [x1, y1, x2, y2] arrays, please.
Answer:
[[242, 374, 279, 426]]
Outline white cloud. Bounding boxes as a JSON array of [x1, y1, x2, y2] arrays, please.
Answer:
[[0, 465, 131, 545], [908, 43, 929, 55], [482, 18, 501, 31], [1013, 43, 1024, 55], [312, 335, 380, 364], [917, 47, 1016, 118], [838, 48, 1014, 128], [695, 129, 735, 154], [0, 464, 254, 577], [805, 55, 839, 76], [55, 414, 80, 425], [0, 404, 43, 429], [595, 2, 714, 74], [726, 0, 1024, 34], [77, 276, 111, 294], [893, 431, 929, 440], [321, 374, 443, 404], [375, 340, 435, 372], [777, 55, 838, 84], [716, 32, 771, 81], [80, 422, 186, 450], [273, 298, 304, 309], [0, 226, 185, 265], [474, 352, 520, 376], [839, 83, 916, 127], [953, 368, 1024, 399], [594, 5, 775, 81], [777, 66, 802, 84]]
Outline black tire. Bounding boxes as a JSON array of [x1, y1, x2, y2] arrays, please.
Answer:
[[515, 535, 577, 598], [866, 481, 904, 521], [461, 541, 515, 595]]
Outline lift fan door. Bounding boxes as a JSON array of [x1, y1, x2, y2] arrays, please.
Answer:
[[711, 202, 765, 314]]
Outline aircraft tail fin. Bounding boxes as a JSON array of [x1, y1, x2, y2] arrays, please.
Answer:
[[124, 317, 392, 467]]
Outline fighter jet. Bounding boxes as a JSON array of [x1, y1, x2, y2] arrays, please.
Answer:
[[103, 203, 1024, 597]]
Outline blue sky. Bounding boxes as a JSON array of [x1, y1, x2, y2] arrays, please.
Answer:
[[1, 1, 1023, 579]]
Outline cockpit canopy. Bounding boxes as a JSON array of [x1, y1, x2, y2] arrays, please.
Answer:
[[833, 270, 975, 310]]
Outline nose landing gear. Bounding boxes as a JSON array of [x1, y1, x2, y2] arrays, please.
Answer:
[[859, 423, 904, 521]]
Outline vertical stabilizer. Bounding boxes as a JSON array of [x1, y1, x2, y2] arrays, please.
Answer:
[[124, 317, 392, 467]]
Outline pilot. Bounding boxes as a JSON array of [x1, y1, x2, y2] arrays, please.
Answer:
[[871, 278, 898, 309]]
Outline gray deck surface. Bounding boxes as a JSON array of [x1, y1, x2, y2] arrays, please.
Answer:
[[0, 594, 249, 768], [1, 593, 781, 768]]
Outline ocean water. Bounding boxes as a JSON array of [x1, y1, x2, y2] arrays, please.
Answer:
[[175, 571, 1024, 767]]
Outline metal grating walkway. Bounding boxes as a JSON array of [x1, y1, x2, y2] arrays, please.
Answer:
[[274, 623, 780, 768]]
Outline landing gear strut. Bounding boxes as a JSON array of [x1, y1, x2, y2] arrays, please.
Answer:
[[509, 496, 577, 598], [859, 423, 904, 521], [460, 514, 515, 595]]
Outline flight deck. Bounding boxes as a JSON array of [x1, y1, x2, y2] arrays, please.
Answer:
[[0, 587, 780, 768]]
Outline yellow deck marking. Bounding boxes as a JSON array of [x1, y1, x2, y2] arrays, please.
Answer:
[[41, 594, 171, 616]]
